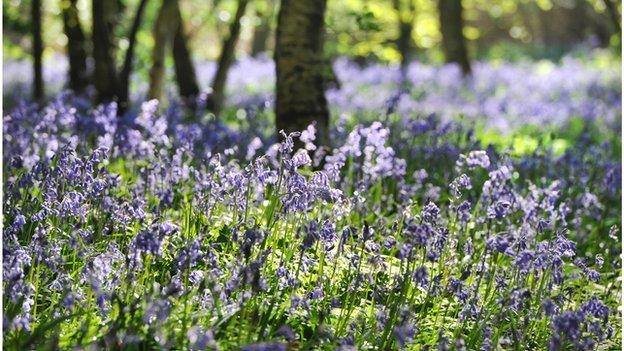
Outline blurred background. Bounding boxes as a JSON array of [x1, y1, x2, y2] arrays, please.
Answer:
[[3, 0, 621, 64], [2, 0, 622, 133]]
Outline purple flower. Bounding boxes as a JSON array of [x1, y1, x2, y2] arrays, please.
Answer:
[[422, 202, 440, 223], [394, 323, 416, 347], [552, 311, 584, 341], [514, 250, 534, 274], [413, 266, 429, 288], [542, 299, 558, 317], [187, 326, 215, 350], [458, 150, 490, 170], [457, 201, 472, 223], [580, 296, 609, 322], [241, 343, 287, 351]]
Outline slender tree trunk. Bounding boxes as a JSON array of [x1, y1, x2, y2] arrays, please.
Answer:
[[172, 3, 200, 106], [92, 0, 120, 102], [208, 0, 250, 115], [148, 0, 180, 101], [438, 0, 471, 75], [394, 0, 416, 76], [62, 0, 88, 93], [251, 0, 273, 57], [32, 0, 44, 102], [397, 22, 413, 69], [275, 0, 329, 146], [537, 7, 554, 45], [603, 0, 621, 36], [118, 0, 150, 112]]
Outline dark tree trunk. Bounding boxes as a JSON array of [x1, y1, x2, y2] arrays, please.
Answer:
[[251, 1, 273, 57], [208, 0, 250, 115], [397, 22, 413, 69], [62, 0, 88, 93], [603, 0, 621, 36], [92, 0, 120, 102], [118, 0, 150, 112], [172, 3, 200, 106], [438, 0, 471, 75], [394, 0, 416, 76], [275, 0, 329, 146], [32, 0, 44, 102], [148, 0, 180, 101]]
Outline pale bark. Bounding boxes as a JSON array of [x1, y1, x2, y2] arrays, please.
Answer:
[[148, 0, 180, 101], [275, 0, 329, 146]]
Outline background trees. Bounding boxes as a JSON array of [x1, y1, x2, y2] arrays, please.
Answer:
[[6, 0, 621, 140]]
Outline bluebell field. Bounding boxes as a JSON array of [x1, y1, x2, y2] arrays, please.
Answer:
[[2, 54, 622, 350]]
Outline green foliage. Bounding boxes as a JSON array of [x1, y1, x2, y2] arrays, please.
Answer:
[[4, 0, 620, 64]]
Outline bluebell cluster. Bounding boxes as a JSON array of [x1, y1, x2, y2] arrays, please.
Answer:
[[2, 57, 621, 350]]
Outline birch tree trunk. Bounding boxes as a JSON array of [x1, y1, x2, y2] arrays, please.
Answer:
[[275, 0, 329, 147], [148, 0, 179, 101]]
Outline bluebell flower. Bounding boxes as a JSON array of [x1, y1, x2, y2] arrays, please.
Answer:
[[422, 202, 440, 223]]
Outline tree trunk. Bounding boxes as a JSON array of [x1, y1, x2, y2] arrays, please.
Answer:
[[397, 22, 413, 70], [208, 0, 250, 115], [394, 0, 416, 76], [62, 0, 88, 93], [172, 3, 200, 106], [275, 0, 329, 146], [32, 0, 44, 102], [148, 0, 180, 101], [118, 0, 150, 112], [603, 0, 621, 36], [92, 0, 120, 102], [438, 0, 471, 75], [251, 1, 273, 57]]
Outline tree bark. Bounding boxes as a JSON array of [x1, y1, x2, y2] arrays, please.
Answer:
[[92, 0, 120, 102], [148, 0, 180, 101], [32, 0, 44, 102], [394, 0, 416, 76], [208, 0, 250, 115], [275, 0, 329, 147], [438, 0, 471, 75], [62, 0, 88, 93], [251, 0, 273, 57], [172, 3, 200, 106], [118, 0, 150, 112], [603, 0, 621, 36]]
